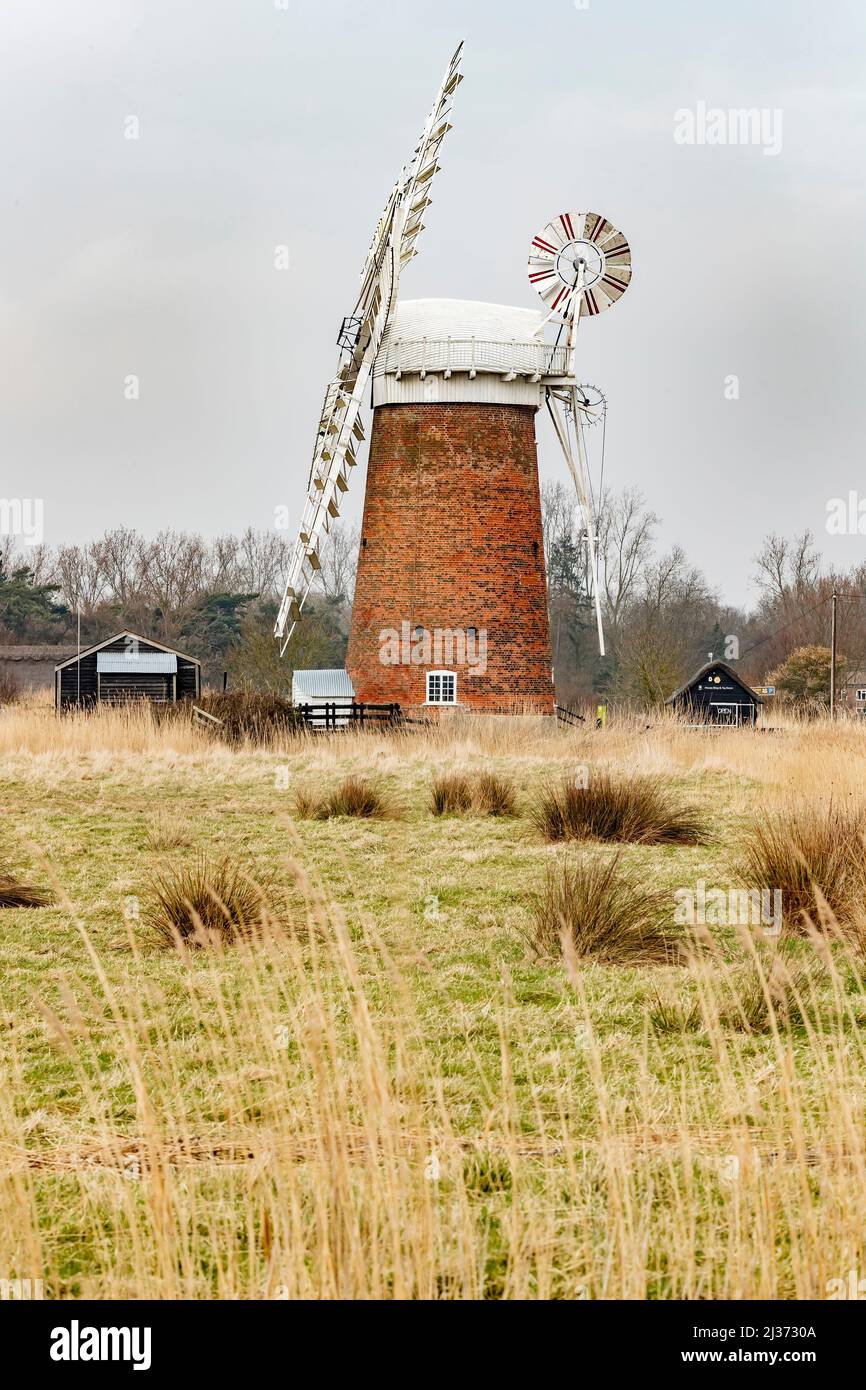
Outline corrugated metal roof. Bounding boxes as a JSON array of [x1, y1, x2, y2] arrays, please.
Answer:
[[292, 668, 355, 700], [97, 653, 177, 673], [55, 632, 201, 671]]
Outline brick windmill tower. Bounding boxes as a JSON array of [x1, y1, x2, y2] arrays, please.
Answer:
[[275, 44, 632, 713]]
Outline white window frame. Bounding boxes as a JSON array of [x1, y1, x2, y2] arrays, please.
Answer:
[[857, 689, 866, 702], [426, 670, 457, 706]]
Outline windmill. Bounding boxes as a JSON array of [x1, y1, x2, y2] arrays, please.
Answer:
[[277, 44, 633, 712]]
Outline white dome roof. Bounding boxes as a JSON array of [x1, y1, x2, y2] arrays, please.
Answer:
[[382, 298, 543, 346]]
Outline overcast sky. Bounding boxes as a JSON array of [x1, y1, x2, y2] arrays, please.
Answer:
[[1, 0, 864, 607]]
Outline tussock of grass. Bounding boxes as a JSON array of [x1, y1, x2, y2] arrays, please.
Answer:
[[475, 771, 516, 817], [294, 775, 391, 820], [0, 872, 51, 909], [324, 775, 388, 818], [740, 804, 866, 934], [292, 786, 320, 819], [463, 1152, 512, 1195], [430, 772, 473, 816], [430, 770, 516, 817], [533, 771, 705, 846], [145, 855, 273, 945], [528, 855, 678, 966], [718, 948, 817, 1034], [144, 814, 192, 852], [650, 991, 704, 1034]]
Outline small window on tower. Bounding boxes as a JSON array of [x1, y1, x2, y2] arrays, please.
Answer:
[[426, 671, 457, 705], [532, 541, 539, 558]]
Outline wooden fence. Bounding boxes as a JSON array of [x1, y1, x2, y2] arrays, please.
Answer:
[[555, 704, 586, 728], [296, 701, 402, 731]]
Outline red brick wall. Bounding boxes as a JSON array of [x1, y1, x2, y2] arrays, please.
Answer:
[[346, 402, 553, 712]]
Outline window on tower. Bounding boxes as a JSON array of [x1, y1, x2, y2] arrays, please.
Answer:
[[426, 671, 457, 705]]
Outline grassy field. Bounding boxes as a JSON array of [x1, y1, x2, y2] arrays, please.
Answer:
[[2, 697, 866, 1299]]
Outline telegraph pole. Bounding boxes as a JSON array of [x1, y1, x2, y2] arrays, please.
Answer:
[[830, 587, 838, 718]]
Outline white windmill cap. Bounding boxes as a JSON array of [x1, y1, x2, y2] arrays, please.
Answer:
[[383, 298, 544, 343], [372, 298, 560, 407]]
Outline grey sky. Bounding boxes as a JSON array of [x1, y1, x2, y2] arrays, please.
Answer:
[[2, 0, 864, 607]]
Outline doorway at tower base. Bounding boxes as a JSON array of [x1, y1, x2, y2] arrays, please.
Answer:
[[346, 400, 554, 716]]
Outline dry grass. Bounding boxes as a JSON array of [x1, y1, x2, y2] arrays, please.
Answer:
[[0, 674, 20, 706], [430, 770, 515, 816], [144, 855, 274, 945], [3, 701, 866, 1298], [475, 771, 516, 817], [528, 854, 677, 965], [533, 770, 705, 845], [0, 871, 51, 909], [294, 774, 392, 820], [144, 813, 192, 852], [430, 771, 474, 815], [195, 690, 305, 746], [323, 775, 389, 818], [649, 990, 704, 1035], [739, 803, 866, 934], [717, 947, 817, 1035]]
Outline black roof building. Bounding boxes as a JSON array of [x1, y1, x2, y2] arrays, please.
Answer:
[[55, 631, 201, 710], [665, 660, 764, 727]]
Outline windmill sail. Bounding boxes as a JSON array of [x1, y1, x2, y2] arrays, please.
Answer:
[[274, 42, 464, 652]]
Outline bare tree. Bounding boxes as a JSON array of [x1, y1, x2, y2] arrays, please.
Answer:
[[313, 522, 359, 604], [53, 543, 109, 615], [616, 547, 717, 705], [598, 488, 659, 639], [234, 528, 293, 599], [138, 531, 209, 634], [91, 528, 144, 609]]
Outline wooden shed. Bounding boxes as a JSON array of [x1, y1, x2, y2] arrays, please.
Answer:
[[55, 632, 201, 710], [665, 660, 764, 727]]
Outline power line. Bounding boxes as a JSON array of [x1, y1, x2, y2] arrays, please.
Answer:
[[739, 589, 866, 662]]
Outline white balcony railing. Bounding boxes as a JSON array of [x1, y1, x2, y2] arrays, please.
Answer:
[[373, 337, 570, 382]]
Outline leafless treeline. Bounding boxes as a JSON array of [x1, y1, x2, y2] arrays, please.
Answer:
[[3, 523, 359, 628], [541, 481, 866, 702]]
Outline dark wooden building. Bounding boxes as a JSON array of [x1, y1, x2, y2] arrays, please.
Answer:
[[665, 660, 764, 727], [55, 632, 201, 710]]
